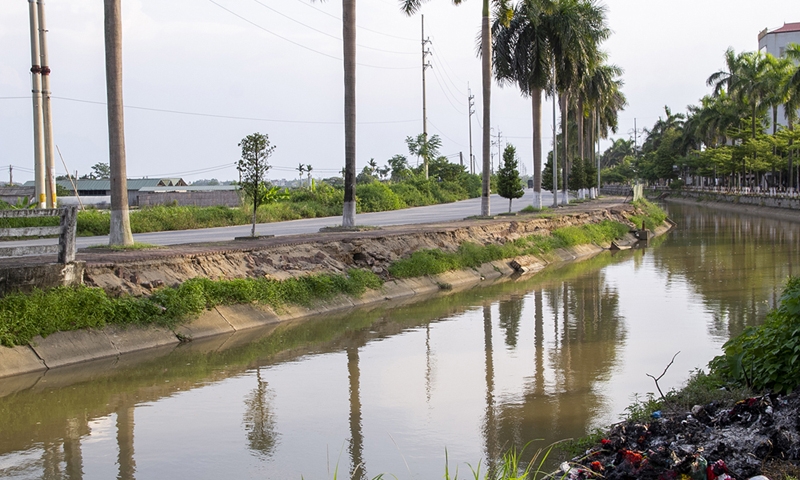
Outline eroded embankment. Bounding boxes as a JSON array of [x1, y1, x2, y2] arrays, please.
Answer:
[[0, 202, 669, 379]]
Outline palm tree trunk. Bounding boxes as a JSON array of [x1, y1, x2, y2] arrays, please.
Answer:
[[789, 120, 795, 191], [560, 93, 569, 205], [342, 0, 356, 226], [532, 88, 542, 209], [480, 0, 492, 217], [104, 0, 133, 246]]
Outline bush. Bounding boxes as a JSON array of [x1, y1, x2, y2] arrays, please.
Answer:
[[710, 276, 800, 394], [356, 182, 406, 212]]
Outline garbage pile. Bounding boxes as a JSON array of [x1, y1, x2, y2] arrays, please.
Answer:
[[561, 391, 800, 480]]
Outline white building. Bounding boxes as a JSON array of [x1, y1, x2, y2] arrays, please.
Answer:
[[758, 22, 800, 127]]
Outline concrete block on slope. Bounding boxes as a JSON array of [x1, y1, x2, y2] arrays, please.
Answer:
[[0, 345, 46, 379], [173, 308, 234, 340], [105, 325, 179, 355], [30, 329, 118, 369], [215, 304, 281, 331]]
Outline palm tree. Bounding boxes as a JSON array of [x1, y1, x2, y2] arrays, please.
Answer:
[[546, 0, 609, 204], [492, 0, 553, 209], [783, 44, 800, 190], [581, 61, 625, 193], [103, 0, 133, 246], [313, 0, 356, 226], [402, 0, 511, 217]]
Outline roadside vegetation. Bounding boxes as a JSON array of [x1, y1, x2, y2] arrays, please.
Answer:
[[600, 44, 800, 191], [389, 220, 630, 278], [0, 269, 382, 347]]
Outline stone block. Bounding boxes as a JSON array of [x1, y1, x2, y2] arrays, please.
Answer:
[[0, 345, 46, 379]]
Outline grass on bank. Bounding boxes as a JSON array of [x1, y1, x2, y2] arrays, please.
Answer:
[[388, 220, 630, 278], [0, 269, 382, 347]]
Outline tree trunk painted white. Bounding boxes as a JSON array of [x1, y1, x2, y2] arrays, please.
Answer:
[[104, 0, 133, 246], [480, 0, 491, 217], [342, 0, 356, 227]]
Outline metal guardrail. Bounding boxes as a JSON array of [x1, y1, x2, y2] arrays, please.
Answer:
[[0, 206, 78, 263]]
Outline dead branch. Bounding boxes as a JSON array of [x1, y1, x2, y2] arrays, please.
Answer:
[[647, 351, 680, 403]]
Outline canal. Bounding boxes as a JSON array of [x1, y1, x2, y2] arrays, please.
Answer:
[[1, 202, 798, 479]]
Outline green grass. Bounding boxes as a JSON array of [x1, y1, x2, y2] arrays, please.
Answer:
[[0, 269, 382, 347], [388, 220, 630, 279], [629, 199, 668, 230], [86, 242, 164, 251]]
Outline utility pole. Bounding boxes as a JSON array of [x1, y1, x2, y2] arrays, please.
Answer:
[[421, 15, 432, 179], [468, 85, 475, 174], [28, 0, 46, 208], [8, 165, 12, 186], [459, 151, 464, 166], [37, 0, 56, 208]]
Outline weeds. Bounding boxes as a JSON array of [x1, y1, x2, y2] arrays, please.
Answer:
[[0, 269, 382, 347], [388, 220, 630, 279]]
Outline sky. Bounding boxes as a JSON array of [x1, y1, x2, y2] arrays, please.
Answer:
[[0, 0, 797, 185]]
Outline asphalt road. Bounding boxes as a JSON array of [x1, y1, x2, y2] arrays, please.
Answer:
[[6, 190, 566, 248]]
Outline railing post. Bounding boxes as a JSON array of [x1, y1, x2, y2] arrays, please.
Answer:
[[58, 205, 77, 263]]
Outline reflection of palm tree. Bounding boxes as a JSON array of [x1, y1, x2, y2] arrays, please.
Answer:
[[347, 347, 366, 480], [498, 295, 524, 348], [117, 403, 136, 480], [243, 368, 278, 457], [482, 305, 499, 477]]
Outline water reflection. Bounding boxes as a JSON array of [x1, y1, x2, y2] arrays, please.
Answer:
[[2, 203, 799, 479], [657, 203, 800, 340], [242, 368, 278, 458]]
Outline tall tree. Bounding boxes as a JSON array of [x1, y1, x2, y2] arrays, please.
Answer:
[[785, 44, 800, 190], [402, 0, 510, 217], [104, 0, 133, 246], [493, 0, 552, 209], [342, 0, 356, 226], [547, 0, 609, 204]]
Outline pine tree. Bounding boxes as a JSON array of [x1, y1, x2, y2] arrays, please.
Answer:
[[542, 152, 563, 192], [497, 144, 524, 212]]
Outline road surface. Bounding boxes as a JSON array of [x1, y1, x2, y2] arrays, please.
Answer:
[[6, 191, 566, 248]]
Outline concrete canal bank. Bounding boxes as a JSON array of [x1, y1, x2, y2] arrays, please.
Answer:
[[0, 198, 672, 379]]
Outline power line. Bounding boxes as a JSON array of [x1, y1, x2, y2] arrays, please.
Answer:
[[429, 120, 467, 149], [251, 0, 416, 55], [291, 0, 417, 42], [146, 163, 236, 178], [209, 0, 416, 70], [430, 67, 466, 115], [430, 45, 468, 96], [52, 95, 420, 125]]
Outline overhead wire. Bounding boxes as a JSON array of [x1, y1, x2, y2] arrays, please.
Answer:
[[430, 67, 466, 116], [52, 96, 420, 125], [251, 0, 416, 55], [428, 120, 467, 149], [208, 0, 416, 70], [291, 0, 417, 42], [430, 45, 468, 97]]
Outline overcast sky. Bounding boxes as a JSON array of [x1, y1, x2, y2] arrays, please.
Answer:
[[0, 0, 796, 184]]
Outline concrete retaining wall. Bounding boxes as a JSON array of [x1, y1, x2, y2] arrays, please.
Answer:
[[0, 262, 85, 297], [668, 190, 800, 211]]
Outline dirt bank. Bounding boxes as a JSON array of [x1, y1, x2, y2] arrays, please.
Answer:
[[0, 199, 668, 378]]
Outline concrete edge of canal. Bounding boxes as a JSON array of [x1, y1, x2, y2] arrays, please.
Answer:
[[0, 201, 673, 381]]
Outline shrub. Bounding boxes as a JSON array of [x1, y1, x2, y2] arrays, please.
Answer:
[[356, 182, 406, 212], [710, 276, 800, 393]]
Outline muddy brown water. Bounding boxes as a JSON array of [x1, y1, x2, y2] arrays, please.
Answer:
[[0, 202, 798, 479]]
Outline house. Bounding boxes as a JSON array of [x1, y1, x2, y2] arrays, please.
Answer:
[[24, 177, 186, 199], [758, 22, 800, 127]]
